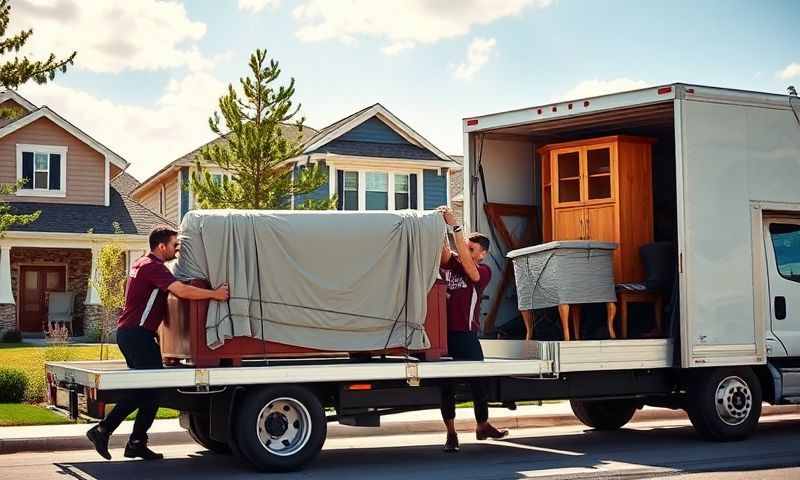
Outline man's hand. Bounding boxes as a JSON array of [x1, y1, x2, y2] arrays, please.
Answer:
[[213, 283, 230, 301], [437, 206, 458, 226]]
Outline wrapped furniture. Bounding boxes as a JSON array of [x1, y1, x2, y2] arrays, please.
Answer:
[[508, 240, 617, 340]]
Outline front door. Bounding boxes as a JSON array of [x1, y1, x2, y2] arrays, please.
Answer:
[[764, 217, 800, 356], [19, 266, 66, 333]]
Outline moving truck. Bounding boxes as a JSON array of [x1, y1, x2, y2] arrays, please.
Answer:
[[47, 83, 800, 472]]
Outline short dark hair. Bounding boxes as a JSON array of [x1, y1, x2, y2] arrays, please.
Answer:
[[149, 226, 178, 250], [468, 233, 490, 252]]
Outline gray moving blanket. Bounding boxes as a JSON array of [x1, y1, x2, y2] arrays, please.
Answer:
[[174, 210, 446, 350]]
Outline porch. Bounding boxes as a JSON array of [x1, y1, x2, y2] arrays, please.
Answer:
[[0, 233, 148, 337]]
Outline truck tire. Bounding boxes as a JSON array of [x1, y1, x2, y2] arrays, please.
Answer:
[[686, 367, 762, 442], [234, 385, 327, 472], [187, 412, 231, 454], [570, 399, 638, 430]]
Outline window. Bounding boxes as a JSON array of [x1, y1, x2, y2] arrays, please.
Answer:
[[365, 172, 388, 210], [343, 171, 359, 210], [394, 174, 410, 210], [159, 185, 165, 214], [16, 144, 67, 196], [770, 223, 800, 283], [211, 173, 231, 185]]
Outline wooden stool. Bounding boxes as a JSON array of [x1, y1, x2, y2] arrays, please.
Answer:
[[617, 290, 664, 339]]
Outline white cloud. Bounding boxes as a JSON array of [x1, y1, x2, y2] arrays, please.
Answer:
[[382, 41, 416, 56], [19, 72, 227, 180], [11, 0, 208, 73], [238, 0, 280, 14], [556, 78, 650, 101], [292, 0, 552, 54], [778, 63, 800, 80], [453, 37, 496, 80]]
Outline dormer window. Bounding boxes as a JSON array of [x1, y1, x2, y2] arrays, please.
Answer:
[[16, 144, 67, 197]]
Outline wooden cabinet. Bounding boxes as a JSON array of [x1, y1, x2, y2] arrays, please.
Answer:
[[539, 136, 654, 283]]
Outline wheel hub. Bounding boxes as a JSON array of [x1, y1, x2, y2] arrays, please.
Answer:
[[265, 412, 289, 437], [256, 397, 313, 457], [715, 376, 752, 426]]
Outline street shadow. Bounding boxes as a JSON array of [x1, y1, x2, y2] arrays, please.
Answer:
[[52, 419, 800, 480]]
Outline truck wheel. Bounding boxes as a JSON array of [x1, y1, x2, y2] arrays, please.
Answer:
[[186, 412, 231, 454], [234, 386, 327, 472], [686, 367, 762, 442], [570, 399, 638, 430]]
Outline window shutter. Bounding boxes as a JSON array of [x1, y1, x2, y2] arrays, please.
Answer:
[[49, 154, 61, 190], [21, 152, 33, 189], [336, 169, 343, 210], [409, 173, 417, 209]]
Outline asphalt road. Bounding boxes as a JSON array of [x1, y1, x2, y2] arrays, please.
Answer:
[[2, 415, 799, 480]]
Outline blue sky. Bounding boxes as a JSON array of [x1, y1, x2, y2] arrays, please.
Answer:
[[12, 0, 800, 180]]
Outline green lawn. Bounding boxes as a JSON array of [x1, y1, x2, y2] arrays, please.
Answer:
[[0, 342, 178, 426], [0, 403, 69, 426]]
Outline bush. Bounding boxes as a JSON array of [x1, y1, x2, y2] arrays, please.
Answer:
[[0, 368, 28, 402], [1, 329, 22, 343]]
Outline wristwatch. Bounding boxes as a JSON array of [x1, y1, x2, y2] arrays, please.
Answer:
[[451, 225, 463, 233]]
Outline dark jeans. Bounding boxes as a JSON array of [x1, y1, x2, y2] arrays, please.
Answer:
[[99, 327, 162, 442], [441, 331, 489, 424]]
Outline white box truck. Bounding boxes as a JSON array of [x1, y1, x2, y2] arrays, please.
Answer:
[[46, 83, 800, 472]]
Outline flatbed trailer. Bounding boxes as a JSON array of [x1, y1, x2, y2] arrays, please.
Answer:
[[47, 83, 800, 472]]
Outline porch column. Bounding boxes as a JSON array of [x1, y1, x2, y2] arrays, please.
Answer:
[[0, 245, 13, 304], [85, 245, 101, 305]]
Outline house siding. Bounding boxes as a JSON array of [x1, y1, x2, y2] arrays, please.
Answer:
[[339, 117, 407, 144], [0, 117, 105, 205], [423, 168, 448, 210], [136, 171, 179, 220], [293, 162, 329, 208]]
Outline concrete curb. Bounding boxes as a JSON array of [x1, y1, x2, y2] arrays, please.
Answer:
[[2, 405, 798, 454]]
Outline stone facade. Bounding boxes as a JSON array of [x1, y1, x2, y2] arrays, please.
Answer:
[[0, 304, 15, 332], [9, 247, 92, 334]]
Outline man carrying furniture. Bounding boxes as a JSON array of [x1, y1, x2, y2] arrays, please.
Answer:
[[438, 206, 509, 452], [86, 226, 229, 461]]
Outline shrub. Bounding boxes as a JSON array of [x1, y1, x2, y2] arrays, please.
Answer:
[[1, 329, 22, 343], [0, 367, 28, 402]]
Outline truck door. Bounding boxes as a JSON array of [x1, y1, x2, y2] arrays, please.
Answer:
[[764, 217, 800, 356]]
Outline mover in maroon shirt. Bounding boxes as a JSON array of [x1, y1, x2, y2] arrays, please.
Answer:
[[87, 226, 229, 461], [437, 206, 509, 453]]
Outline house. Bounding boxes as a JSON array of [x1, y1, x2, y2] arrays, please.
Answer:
[[130, 125, 318, 224], [0, 90, 173, 337], [132, 103, 458, 220]]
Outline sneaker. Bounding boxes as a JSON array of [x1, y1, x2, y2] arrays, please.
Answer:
[[443, 433, 460, 453], [86, 425, 111, 460], [124, 440, 164, 460], [476, 423, 509, 441]]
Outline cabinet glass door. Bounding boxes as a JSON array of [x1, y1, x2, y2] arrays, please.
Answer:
[[586, 146, 613, 201], [556, 150, 581, 204]]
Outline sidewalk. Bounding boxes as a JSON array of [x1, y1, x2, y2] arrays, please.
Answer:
[[2, 402, 799, 454]]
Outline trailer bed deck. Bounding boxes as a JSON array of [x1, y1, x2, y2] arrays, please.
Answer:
[[46, 339, 673, 391]]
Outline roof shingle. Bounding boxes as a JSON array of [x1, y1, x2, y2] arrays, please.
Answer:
[[7, 187, 175, 235]]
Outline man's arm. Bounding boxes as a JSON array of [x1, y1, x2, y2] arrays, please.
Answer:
[[168, 281, 229, 301], [437, 206, 481, 283]]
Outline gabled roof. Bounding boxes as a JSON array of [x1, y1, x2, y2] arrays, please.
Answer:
[[0, 90, 36, 112], [132, 123, 318, 197], [0, 106, 129, 169], [302, 103, 452, 163], [7, 186, 175, 234], [111, 171, 141, 196]]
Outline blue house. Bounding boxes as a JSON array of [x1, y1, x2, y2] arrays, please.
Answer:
[[134, 103, 458, 220], [291, 103, 457, 211]]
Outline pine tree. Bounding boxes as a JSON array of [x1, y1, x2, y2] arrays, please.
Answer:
[[191, 49, 334, 210], [0, 0, 75, 234]]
